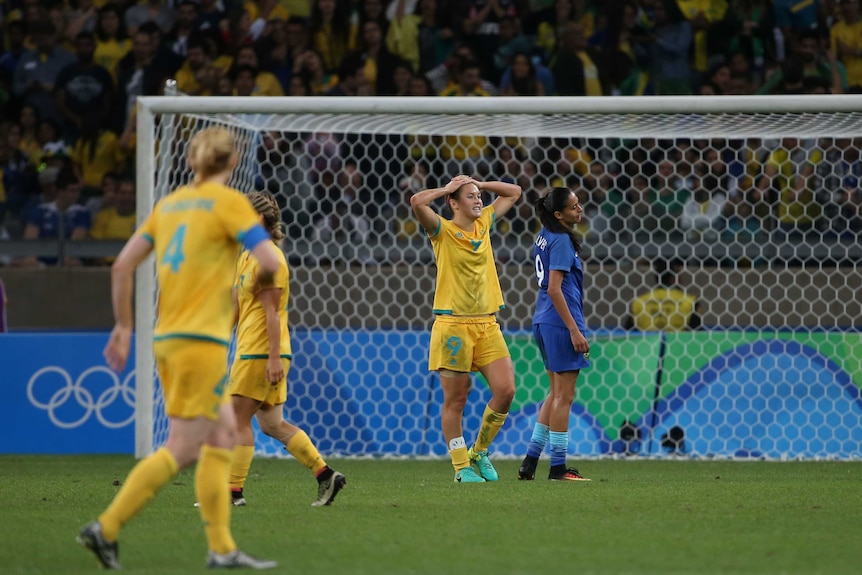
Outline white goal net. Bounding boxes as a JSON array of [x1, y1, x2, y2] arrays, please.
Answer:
[[135, 95, 862, 461]]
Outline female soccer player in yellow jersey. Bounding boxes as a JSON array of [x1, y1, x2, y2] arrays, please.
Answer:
[[227, 191, 346, 507], [78, 127, 281, 570], [410, 174, 522, 483]]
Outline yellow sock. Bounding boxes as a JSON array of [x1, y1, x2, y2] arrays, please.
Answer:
[[450, 446, 470, 471], [285, 430, 326, 475], [229, 445, 255, 491], [473, 406, 508, 454], [98, 448, 178, 542], [196, 445, 236, 554], [447, 436, 470, 471]]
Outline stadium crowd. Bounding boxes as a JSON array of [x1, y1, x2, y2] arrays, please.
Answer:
[[0, 0, 861, 265]]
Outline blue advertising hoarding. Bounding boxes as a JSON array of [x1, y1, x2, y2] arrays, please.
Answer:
[[2, 333, 135, 454], [3, 330, 862, 458]]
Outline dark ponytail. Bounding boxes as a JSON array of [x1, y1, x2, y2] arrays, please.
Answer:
[[534, 186, 581, 254]]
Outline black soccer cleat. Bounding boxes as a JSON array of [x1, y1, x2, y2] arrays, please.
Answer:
[[518, 456, 538, 481], [77, 521, 121, 570], [312, 469, 346, 506]]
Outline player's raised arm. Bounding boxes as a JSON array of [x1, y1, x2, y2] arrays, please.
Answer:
[[410, 175, 473, 234], [478, 178, 522, 219]]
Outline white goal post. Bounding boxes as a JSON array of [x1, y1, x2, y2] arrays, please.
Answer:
[[135, 95, 862, 460]]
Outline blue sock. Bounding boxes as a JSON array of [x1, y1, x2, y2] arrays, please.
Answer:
[[525, 423, 550, 459], [549, 431, 568, 468]]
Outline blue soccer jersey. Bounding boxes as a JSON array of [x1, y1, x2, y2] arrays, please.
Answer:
[[532, 228, 586, 332]]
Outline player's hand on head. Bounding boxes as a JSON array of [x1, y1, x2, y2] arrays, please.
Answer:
[[447, 175, 471, 190]]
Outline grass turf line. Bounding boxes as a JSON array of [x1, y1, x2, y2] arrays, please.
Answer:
[[1, 456, 861, 574]]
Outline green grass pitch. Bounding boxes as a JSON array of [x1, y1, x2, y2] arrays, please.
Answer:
[[2, 456, 861, 574]]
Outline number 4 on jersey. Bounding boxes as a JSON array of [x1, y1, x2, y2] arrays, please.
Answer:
[[162, 224, 187, 272]]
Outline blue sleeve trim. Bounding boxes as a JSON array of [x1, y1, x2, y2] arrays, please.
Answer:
[[428, 217, 442, 238], [142, 233, 155, 244], [239, 224, 270, 251]]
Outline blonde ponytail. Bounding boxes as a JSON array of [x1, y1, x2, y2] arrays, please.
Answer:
[[188, 127, 237, 184]]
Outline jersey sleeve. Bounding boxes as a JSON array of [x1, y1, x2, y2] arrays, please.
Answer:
[[274, 254, 288, 289], [256, 252, 288, 291], [137, 210, 157, 244], [548, 234, 575, 271], [482, 205, 496, 230], [426, 215, 444, 241]]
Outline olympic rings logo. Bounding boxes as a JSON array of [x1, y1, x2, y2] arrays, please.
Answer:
[[27, 366, 136, 429]]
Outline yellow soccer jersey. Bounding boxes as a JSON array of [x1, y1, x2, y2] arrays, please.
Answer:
[[139, 182, 264, 344], [428, 206, 504, 316], [234, 246, 292, 358]]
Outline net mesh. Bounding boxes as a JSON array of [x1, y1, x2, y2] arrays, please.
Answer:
[[146, 101, 862, 460]]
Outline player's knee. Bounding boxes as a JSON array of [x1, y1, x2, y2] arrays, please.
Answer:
[[443, 394, 468, 412], [204, 422, 237, 451], [557, 388, 576, 406], [495, 383, 515, 406], [167, 441, 203, 469], [257, 419, 280, 438]]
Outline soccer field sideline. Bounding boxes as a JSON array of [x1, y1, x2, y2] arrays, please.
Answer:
[[2, 456, 861, 574]]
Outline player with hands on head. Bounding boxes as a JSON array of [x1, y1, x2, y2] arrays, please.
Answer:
[[82, 127, 281, 570], [410, 173, 522, 483], [226, 191, 346, 508], [519, 186, 591, 482]]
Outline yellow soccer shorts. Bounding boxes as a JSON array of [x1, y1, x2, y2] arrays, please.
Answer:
[[428, 315, 510, 373], [153, 338, 231, 421], [227, 357, 290, 406]]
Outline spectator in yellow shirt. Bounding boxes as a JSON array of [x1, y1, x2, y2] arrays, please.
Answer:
[[89, 177, 136, 265], [439, 59, 489, 175], [244, 0, 291, 25], [623, 259, 702, 331], [676, 0, 730, 75], [94, 3, 132, 80], [232, 45, 284, 95], [71, 114, 127, 196], [831, 0, 862, 91], [536, 0, 595, 61], [293, 49, 339, 94], [755, 137, 823, 234], [310, 0, 358, 72], [175, 33, 233, 95]]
